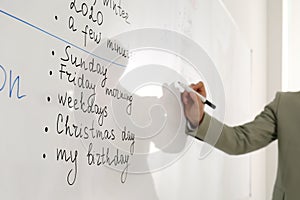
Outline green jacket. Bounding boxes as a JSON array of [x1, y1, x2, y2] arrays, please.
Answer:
[[189, 92, 300, 200]]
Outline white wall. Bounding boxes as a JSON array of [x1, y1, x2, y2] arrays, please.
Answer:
[[221, 0, 269, 199], [266, 0, 283, 199], [222, 1, 287, 200], [282, 0, 300, 91]]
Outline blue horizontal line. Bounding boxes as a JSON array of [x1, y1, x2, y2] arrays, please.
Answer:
[[0, 9, 126, 67]]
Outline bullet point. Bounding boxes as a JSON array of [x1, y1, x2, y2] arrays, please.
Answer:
[[51, 51, 55, 56], [54, 15, 58, 20], [47, 96, 51, 102], [43, 153, 46, 159], [49, 70, 53, 76], [44, 127, 49, 133]]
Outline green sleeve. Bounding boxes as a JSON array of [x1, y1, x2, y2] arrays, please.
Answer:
[[188, 92, 280, 155]]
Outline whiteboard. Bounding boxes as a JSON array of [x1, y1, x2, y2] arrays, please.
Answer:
[[0, 0, 251, 199]]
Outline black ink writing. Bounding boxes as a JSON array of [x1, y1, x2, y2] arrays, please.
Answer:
[[56, 148, 78, 186], [56, 112, 89, 139], [59, 64, 96, 91], [86, 142, 130, 183], [81, 24, 102, 47], [102, 0, 130, 24], [106, 39, 129, 59], [61, 45, 108, 88], [58, 91, 108, 126], [68, 16, 78, 32], [56, 112, 115, 140], [122, 126, 135, 155], [105, 87, 132, 115], [70, 0, 104, 26]]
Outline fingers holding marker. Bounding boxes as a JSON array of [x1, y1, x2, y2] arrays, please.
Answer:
[[179, 81, 215, 110], [188, 92, 199, 104], [181, 88, 200, 106], [181, 91, 193, 105], [190, 81, 206, 98]]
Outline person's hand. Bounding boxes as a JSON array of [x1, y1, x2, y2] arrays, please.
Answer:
[[181, 81, 206, 128]]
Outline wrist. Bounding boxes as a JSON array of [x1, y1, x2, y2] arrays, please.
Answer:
[[187, 120, 198, 130]]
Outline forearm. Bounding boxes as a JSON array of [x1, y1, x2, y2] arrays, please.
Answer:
[[187, 112, 277, 155]]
